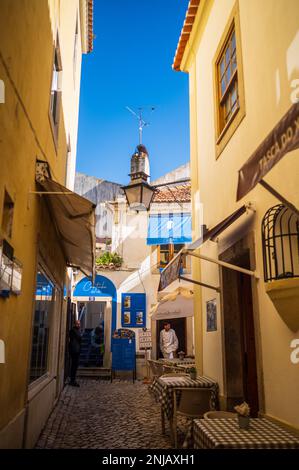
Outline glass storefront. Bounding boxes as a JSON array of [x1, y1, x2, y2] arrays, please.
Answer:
[[29, 269, 56, 383], [78, 301, 105, 368]]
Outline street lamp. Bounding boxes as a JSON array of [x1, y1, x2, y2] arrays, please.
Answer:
[[122, 144, 156, 211], [122, 179, 156, 212]]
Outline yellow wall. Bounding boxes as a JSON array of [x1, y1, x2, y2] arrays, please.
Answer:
[[0, 0, 69, 433], [48, 0, 83, 189], [183, 0, 299, 428]]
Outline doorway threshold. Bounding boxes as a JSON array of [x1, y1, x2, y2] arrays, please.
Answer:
[[77, 367, 111, 378]]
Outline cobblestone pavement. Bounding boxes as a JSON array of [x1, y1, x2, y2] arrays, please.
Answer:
[[36, 379, 187, 449]]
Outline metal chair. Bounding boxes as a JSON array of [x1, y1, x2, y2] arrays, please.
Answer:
[[153, 360, 164, 377], [147, 359, 158, 381], [173, 387, 213, 448], [162, 364, 176, 374], [160, 373, 190, 378]]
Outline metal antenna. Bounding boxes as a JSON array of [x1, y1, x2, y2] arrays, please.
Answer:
[[126, 106, 155, 144]]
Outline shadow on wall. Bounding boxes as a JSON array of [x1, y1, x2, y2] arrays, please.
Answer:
[[74, 173, 124, 239]]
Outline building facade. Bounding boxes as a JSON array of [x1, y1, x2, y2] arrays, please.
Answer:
[[74, 172, 123, 245], [173, 0, 299, 429], [0, 0, 93, 448], [73, 154, 194, 376]]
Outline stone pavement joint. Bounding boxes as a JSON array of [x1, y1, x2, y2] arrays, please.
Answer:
[[35, 379, 188, 449]]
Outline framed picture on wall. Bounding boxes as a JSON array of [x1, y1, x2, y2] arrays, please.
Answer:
[[124, 312, 131, 325], [206, 299, 217, 332], [136, 311, 144, 325], [124, 295, 131, 308], [121, 293, 146, 328]]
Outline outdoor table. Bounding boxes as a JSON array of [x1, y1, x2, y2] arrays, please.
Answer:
[[193, 418, 299, 449], [150, 375, 219, 420], [159, 358, 196, 366], [175, 363, 196, 373]]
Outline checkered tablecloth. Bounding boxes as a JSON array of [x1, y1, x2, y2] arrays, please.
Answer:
[[149, 375, 219, 420], [193, 418, 299, 449]]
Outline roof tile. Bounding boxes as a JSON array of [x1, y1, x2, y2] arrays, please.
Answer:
[[153, 183, 191, 203]]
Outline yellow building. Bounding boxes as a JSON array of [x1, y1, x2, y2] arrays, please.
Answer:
[[170, 0, 299, 430], [0, 0, 94, 448]]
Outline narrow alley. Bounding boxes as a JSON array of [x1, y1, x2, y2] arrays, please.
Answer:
[[36, 379, 179, 449], [1, 0, 299, 460]]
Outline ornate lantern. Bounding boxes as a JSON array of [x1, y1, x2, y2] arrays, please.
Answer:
[[122, 144, 156, 211]]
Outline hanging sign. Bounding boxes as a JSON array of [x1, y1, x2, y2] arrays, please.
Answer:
[[237, 102, 299, 200]]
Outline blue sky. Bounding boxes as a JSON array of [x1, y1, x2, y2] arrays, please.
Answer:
[[76, 0, 190, 184]]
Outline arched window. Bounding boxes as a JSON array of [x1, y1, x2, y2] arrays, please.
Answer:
[[262, 204, 299, 282]]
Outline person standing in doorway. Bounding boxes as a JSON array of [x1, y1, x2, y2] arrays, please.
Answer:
[[69, 319, 82, 387], [160, 321, 178, 359]]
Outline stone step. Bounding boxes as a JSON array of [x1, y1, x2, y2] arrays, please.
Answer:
[[77, 367, 111, 377]]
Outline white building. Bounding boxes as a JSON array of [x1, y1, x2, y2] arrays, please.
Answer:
[[72, 147, 194, 377]]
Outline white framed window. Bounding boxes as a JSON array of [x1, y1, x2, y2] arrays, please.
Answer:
[[49, 33, 62, 146]]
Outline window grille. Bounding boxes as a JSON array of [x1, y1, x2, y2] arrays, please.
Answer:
[[262, 204, 299, 282]]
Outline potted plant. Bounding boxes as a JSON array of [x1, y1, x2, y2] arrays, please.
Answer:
[[234, 402, 250, 429], [189, 366, 197, 380], [96, 252, 123, 270], [178, 351, 185, 360]]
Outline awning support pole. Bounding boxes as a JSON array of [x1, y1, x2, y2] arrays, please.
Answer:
[[29, 191, 76, 195], [179, 275, 220, 292], [187, 251, 259, 278], [259, 180, 299, 218]]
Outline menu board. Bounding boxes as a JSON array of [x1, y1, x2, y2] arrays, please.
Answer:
[[138, 329, 152, 350]]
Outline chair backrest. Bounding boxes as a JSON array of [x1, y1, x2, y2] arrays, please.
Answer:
[[162, 364, 175, 374], [204, 411, 237, 419], [160, 373, 190, 378], [147, 359, 156, 378], [174, 388, 213, 418], [152, 360, 164, 377]]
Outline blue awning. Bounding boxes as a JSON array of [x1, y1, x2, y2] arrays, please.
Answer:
[[147, 213, 192, 245]]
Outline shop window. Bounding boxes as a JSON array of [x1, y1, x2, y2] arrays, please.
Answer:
[[0, 240, 14, 296], [213, 2, 245, 157], [157, 243, 185, 269], [49, 34, 62, 146], [1, 190, 14, 238], [262, 204, 299, 282], [29, 269, 55, 383]]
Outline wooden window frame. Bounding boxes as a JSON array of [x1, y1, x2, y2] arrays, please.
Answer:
[[213, 1, 245, 158], [157, 244, 172, 269], [157, 244, 186, 270], [1, 189, 14, 239], [49, 33, 63, 152]]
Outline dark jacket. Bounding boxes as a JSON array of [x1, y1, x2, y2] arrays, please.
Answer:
[[69, 326, 82, 355]]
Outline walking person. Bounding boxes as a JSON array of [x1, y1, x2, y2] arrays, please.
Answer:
[[159, 321, 178, 359], [69, 319, 82, 387], [85, 324, 104, 367]]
